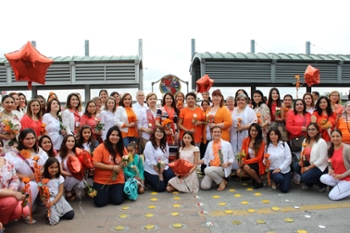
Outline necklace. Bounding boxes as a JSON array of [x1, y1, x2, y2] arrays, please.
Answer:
[[2, 110, 13, 116]]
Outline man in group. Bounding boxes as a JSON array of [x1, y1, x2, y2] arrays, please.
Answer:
[[133, 90, 148, 153], [312, 91, 319, 104]]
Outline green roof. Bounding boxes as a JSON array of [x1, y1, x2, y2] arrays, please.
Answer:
[[194, 52, 350, 61], [0, 55, 140, 63]]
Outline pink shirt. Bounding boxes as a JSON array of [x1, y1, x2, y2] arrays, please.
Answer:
[[332, 146, 350, 181]]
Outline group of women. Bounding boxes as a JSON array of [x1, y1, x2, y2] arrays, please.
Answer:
[[1, 87, 350, 230]]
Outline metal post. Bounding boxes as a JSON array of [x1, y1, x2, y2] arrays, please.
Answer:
[[31, 41, 36, 47], [138, 39, 143, 60], [191, 39, 196, 59], [306, 41, 311, 55], [85, 40, 89, 56], [250, 40, 255, 53]]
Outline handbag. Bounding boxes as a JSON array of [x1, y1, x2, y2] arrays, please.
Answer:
[[291, 136, 305, 152], [123, 178, 139, 201]]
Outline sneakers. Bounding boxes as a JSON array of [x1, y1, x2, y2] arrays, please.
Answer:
[[22, 216, 37, 224], [253, 181, 264, 189]]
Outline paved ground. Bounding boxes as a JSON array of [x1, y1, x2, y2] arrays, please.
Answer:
[[5, 173, 350, 233]]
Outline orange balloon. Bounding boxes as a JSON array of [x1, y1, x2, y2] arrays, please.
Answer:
[[4, 41, 53, 89], [304, 65, 320, 87], [196, 74, 214, 93]]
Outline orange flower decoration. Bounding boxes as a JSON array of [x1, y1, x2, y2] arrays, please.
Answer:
[[237, 118, 242, 127], [22, 177, 30, 183], [41, 178, 50, 185], [161, 118, 172, 128], [32, 155, 40, 162], [20, 149, 31, 159]]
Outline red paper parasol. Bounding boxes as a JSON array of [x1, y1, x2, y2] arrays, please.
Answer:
[[304, 65, 320, 87], [168, 159, 194, 177], [196, 74, 214, 93], [4, 41, 54, 89]]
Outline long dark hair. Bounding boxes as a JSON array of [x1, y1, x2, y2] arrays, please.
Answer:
[[315, 96, 333, 117], [46, 98, 62, 115], [266, 127, 282, 151], [305, 122, 321, 143], [76, 125, 97, 152], [182, 131, 195, 147], [293, 99, 306, 115], [328, 129, 342, 158], [38, 135, 56, 158], [18, 128, 39, 153], [252, 90, 264, 108], [161, 93, 179, 115], [84, 100, 97, 118], [267, 87, 282, 109], [60, 135, 76, 160], [150, 126, 167, 153], [43, 157, 61, 179], [248, 123, 263, 154], [104, 126, 124, 164]]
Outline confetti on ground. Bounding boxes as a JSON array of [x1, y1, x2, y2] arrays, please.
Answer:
[[145, 213, 154, 218], [171, 212, 179, 216], [231, 220, 242, 225], [246, 187, 253, 191], [115, 226, 124, 231], [294, 206, 300, 209], [234, 194, 241, 197], [218, 202, 226, 206], [212, 195, 220, 198], [247, 208, 256, 213], [318, 225, 326, 229], [150, 198, 158, 201], [151, 192, 158, 195], [173, 196, 180, 201], [284, 199, 290, 202], [173, 204, 181, 208], [242, 182, 249, 186], [118, 214, 128, 219], [254, 192, 261, 196], [284, 218, 294, 223], [271, 206, 280, 211], [297, 230, 308, 233], [256, 219, 266, 224], [241, 201, 249, 205], [262, 200, 270, 204], [200, 210, 208, 214], [206, 222, 214, 226], [224, 210, 233, 214], [304, 214, 311, 218], [194, 195, 200, 199], [198, 202, 204, 206], [173, 191, 179, 195], [172, 223, 183, 228], [148, 205, 156, 209], [121, 206, 129, 210], [229, 188, 236, 192]]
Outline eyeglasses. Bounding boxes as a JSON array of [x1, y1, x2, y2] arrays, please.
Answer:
[[308, 128, 317, 131]]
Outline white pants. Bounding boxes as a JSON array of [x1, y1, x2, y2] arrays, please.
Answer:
[[320, 174, 350, 201], [19, 181, 39, 212], [64, 176, 85, 191], [201, 166, 225, 190]]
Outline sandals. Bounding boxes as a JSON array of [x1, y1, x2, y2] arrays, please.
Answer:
[[65, 190, 76, 202], [217, 180, 227, 191]]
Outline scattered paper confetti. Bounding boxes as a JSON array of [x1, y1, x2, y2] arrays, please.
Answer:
[[145, 213, 153, 218], [304, 214, 311, 218], [262, 200, 270, 204], [151, 192, 158, 195], [200, 210, 208, 214], [224, 210, 233, 214], [148, 205, 156, 209], [246, 187, 253, 191], [297, 230, 308, 233], [234, 194, 241, 197], [318, 225, 326, 229], [284, 199, 290, 202], [218, 202, 226, 206], [194, 195, 200, 199], [145, 224, 155, 230], [284, 218, 294, 223], [241, 201, 249, 205], [294, 206, 300, 209], [197, 202, 204, 206], [247, 208, 256, 213], [206, 222, 214, 226], [173, 204, 181, 208], [229, 188, 236, 192], [256, 219, 266, 224], [212, 195, 220, 199], [171, 212, 179, 216], [118, 214, 128, 219], [115, 225, 125, 231], [121, 206, 129, 210], [173, 197, 180, 201], [173, 191, 179, 195], [242, 182, 248, 186], [150, 198, 158, 202], [254, 192, 261, 196], [271, 206, 280, 211]]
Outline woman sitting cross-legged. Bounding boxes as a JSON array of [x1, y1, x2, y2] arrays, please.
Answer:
[[237, 123, 266, 189], [199, 125, 234, 191], [143, 126, 175, 192], [320, 130, 350, 200], [264, 127, 292, 193]]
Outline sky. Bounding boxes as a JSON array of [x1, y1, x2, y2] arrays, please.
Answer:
[[1, 0, 350, 101]]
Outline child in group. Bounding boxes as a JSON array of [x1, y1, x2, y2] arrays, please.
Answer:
[[57, 135, 86, 201], [123, 141, 145, 194], [42, 157, 74, 225], [76, 125, 99, 155]]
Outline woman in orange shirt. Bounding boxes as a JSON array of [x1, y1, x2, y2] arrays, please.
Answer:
[[311, 96, 336, 144], [337, 101, 350, 145], [114, 93, 138, 146], [178, 92, 204, 147], [92, 126, 126, 207], [20, 99, 43, 137], [206, 89, 232, 141]]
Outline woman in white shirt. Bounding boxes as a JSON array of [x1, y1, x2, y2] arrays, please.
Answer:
[[264, 128, 292, 193], [100, 97, 117, 141], [144, 126, 175, 192], [62, 93, 83, 137], [42, 99, 66, 151]]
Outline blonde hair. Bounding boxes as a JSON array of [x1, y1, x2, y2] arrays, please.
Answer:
[[328, 90, 341, 104]]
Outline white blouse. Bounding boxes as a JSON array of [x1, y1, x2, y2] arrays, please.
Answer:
[[144, 141, 169, 175], [100, 110, 116, 140], [42, 113, 64, 150], [264, 141, 292, 174]]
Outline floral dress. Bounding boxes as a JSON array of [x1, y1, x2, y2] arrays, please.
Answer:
[[0, 111, 21, 154], [253, 103, 271, 142], [0, 158, 20, 191], [168, 146, 199, 193]]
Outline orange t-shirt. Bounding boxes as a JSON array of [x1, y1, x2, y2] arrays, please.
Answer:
[[179, 107, 205, 143], [93, 144, 125, 185], [122, 107, 138, 138], [337, 118, 350, 145]]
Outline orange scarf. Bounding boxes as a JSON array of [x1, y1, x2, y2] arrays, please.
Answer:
[[210, 140, 221, 166]]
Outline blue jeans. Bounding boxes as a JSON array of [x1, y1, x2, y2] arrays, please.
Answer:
[[123, 137, 136, 147], [270, 171, 292, 193], [93, 182, 125, 207], [293, 161, 327, 187], [144, 169, 175, 192]]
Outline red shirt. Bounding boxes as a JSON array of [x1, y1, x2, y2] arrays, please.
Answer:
[[20, 115, 42, 137], [331, 146, 350, 181]]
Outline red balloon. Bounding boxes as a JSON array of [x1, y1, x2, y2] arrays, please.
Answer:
[[196, 74, 214, 93], [4, 41, 53, 89], [168, 159, 194, 177], [304, 65, 320, 87]]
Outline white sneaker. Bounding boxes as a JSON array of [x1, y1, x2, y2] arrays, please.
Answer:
[[22, 216, 37, 224]]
